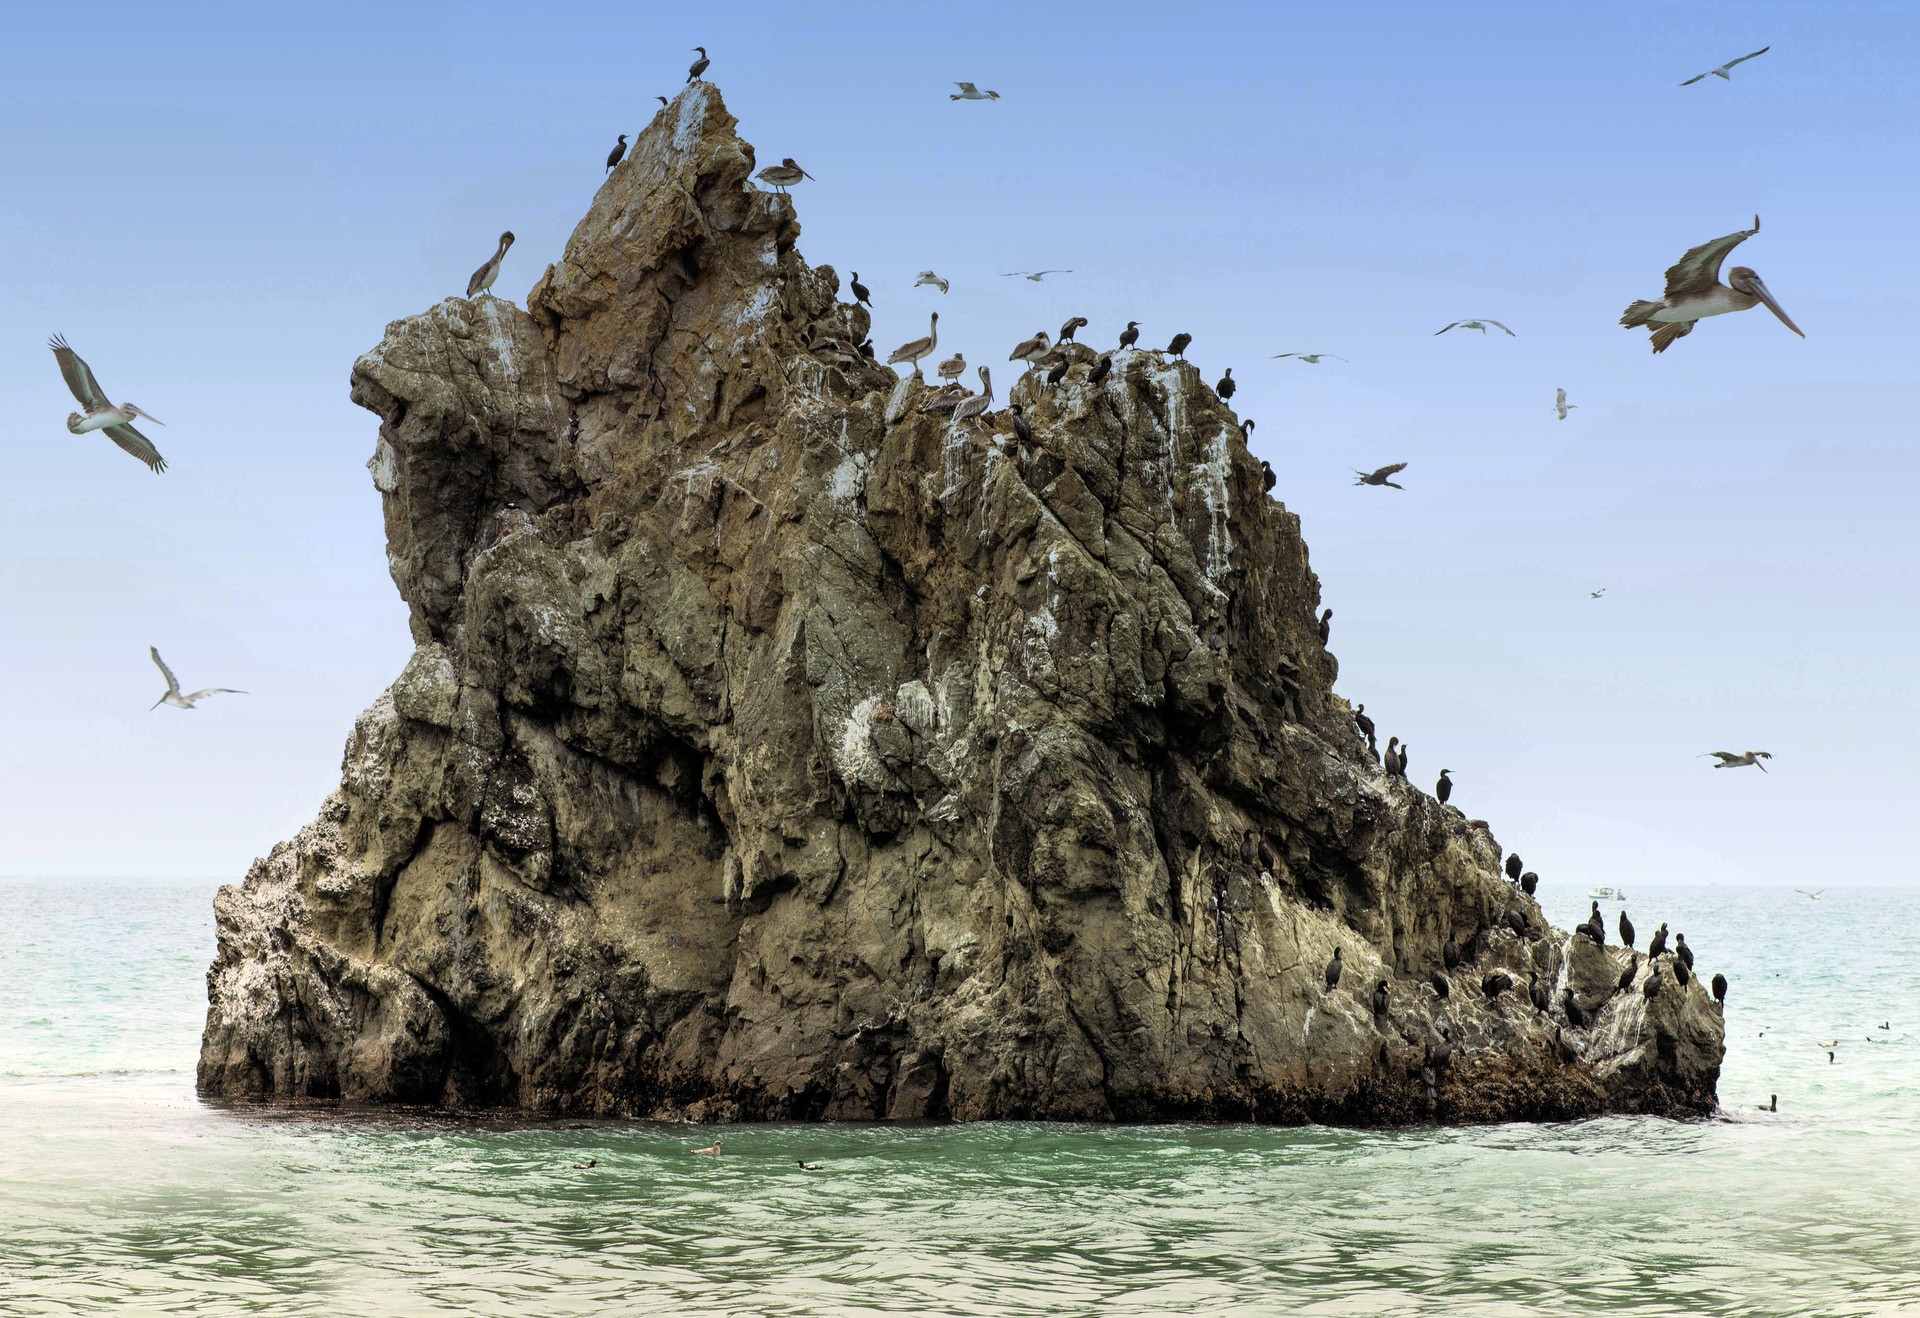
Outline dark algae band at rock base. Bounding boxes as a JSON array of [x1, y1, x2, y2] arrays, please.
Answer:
[[196, 84, 1723, 1125]]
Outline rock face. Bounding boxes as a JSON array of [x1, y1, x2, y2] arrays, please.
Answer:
[[197, 85, 1723, 1123]]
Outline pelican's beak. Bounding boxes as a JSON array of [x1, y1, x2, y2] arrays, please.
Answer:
[[127, 405, 165, 425], [1747, 276, 1805, 338]]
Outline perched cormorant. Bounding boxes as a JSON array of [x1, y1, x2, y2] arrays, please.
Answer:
[[1529, 971, 1549, 1013], [1325, 946, 1344, 992], [1617, 958, 1638, 992], [1261, 460, 1277, 493], [1505, 909, 1528, 939], [1318, 608, 1332, 644], [1383, 737, 1404, 778], [1059, 316, 1088, 342], [1643, 972, 1662, 1001], [605, 134, 628, 172], [1436, 769, 1453, 804], [1118, 321, 1140, 350], [1758, 1094, 1776, 1112], [1712, 973, 1728, 1004], [1442, 936, 1462, 969], [1676, 933, 1694, 970], [1046, 357, 1070, 387], [1399, 743, 1411, 777], [1258, 837, 1279, 871], [1649, 923, 1670, 959], [1430, 970, 1451, 999], [1088, 355, 1112, 387], [1010, 403, 1033, 453], [657, 96, 669, 107], [1353, 704, 1377, 754], [1166, 332, 1192, 358], [1240, 831, 1259, 865], [1506, 854, 1523, 884], [1563, 990, 1589, 1028], [1426, 1035, 1453, 1069], [1216, 368, 1236, 399], [1556, 1026, 1579, 1065], [1520, 871, 1538, 896], [687, 47, 710, 82], [1674, 959, 1691, 988], [1483, 972, 1513, 999], [1372, 980, 1390, 1018], [849, 272, 872, 308], [1585, 902, 1606, 945], [1619, 910, 1636, 950]]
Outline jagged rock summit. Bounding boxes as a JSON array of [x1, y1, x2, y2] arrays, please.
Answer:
[[198, 85, 1723, 1123]]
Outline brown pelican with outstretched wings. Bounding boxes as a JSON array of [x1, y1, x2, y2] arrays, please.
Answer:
[[1620, 217, 1803, 353], [49, 336, 167, 473]]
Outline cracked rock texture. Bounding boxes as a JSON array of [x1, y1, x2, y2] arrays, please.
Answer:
[[198, 84, 1724, 1123]]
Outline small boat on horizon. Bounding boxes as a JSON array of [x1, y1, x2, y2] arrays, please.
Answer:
[[1588, 886, 1626, 901]]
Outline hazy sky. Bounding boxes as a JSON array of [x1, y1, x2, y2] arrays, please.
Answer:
[[3, 1, 1915, 887]]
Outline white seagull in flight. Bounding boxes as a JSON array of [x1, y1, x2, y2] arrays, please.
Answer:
[[150, 648, 246, 710], [1680, 47, 1770, 86], [914, 270, 949, 294], [1272, 353, 1347, 364], [1001, 270, 1071, 282], [1435, 319, 1515, 337], [1555, 388, 1578, 420], [951, 82, 999, 101], [1794, 888, 1826, 900]]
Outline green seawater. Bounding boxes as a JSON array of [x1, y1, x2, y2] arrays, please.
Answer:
[[2, 878, 1916, 1316]]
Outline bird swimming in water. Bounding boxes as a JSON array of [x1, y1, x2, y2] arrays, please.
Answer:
[[605, 134, 628, 172], [1649, 923, 1670, 959], [1675, 934, 1693, 970], [1372, 980, 1390, 1019], [755, 158, 814, 193], [1554, 387, 1577, 420], [149, 647, 246, 711], [1434, 319, 1515, 336], [1216, 368, 1235, 399], [1483, 972, 1513, 999], [1001, 270, 1071, 282], [1520, 871, 1538, 896], [1758, 1094, 1776, 1112], [572, 1158, 597, 1168], [1353, 462, 1407, 489], [1619, 910, 1636, 950], [1325, 946, 1343, 992], [1353, 704, 1377, 754], [936, 351, 967, 386], [687, 47, 710, 82], [1166, 332, 1193, 359], [798, 1159, 825, 1170], [849, 272, 871, 308], [1506, 854, 1524, 884], [1679, 46, 1769, 86], [688, 1138, 722, 1155], [1702, 750, 1772, 771], [47, 336, 168, 473], [915, 270, 950, 294], [1436, 769, 1453, 804], [467, 231, 515, 299], [951, 367, 994, 424], [951, 82, 1000, 100], [1829, 1051, 1836, 1064], [1318, 608, 1332, 644], [1271, 352, 1347, 364], [1118, 321, 1140, 350], [1430, 970, 1450, 999], [1442, 936, 1461, 970], [1621, 216, 1802, 353], [1563, 990, 1588, 1028], [888, 313, 938, 374], [1059, 316, 1088, 343]]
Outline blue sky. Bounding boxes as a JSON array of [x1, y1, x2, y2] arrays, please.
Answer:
[[2, 0, 1915, 886]]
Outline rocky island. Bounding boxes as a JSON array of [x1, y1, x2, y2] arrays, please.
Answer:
[[197, 84, 1723, 1124]]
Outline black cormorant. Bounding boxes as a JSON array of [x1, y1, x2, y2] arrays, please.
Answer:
[[1059, 316, 1088, 342], [1563, 990, 1588, 1028], [798, 1159, 824, 1170], [1010, 403, 1033, 454], [1520, 871, 1538, 896], [1088, 355, 1112, 388], [1617, 958, 1638, 993], [1529, 971, 1549, 1013], [1046, 357, 1069, 387], [1372, 980, 1390, 1018], [1430, 970, 1450, 999], [1216, 368, 1235, 399], [1436, 769, 1453, 803], [605, 134, 628, 172], [1166, 332, 1192, 358], [1353, 704, 1377, 754], [1506, 854, 1523, 883], [1758, 1094, 1776, 1112], [1118, 321, 1140, 350], [1674, 959, 1691, 988], [1649, 923, 1670, 959], [1712, 973, 1728, 1004], [1556, 1026, 1579, 1064], [1442, 936, 1461, 969], [1325, 946, 1343, 991], [687, 47, 710, 82], [1676, 933, 1694, 970], [849, 272, 872, 308], [1240, 831, 1259, 865], [1644, 972, 1662, 1000], [1505, 908, 1528, 939], [1618, 910, 1635, 949], [1318, 608, 1332, 644], [1483, 971, 1513, 999], [1261, 459, 1276, 493]]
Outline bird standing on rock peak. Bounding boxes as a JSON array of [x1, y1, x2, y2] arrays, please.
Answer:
[[605, 134, 627, 173], [1436, 769, 1453, 804], [1352, 704, 1376, 754], [1166, 332, 1193, 358], [936, 351, 966, 386], [1676, 933, 1694, 970], [1059, 316, 1088, 343], [849, 272, 871, 308], [1506, 854, 1523, 884], [1520, 871, 1538, 896], [1009, 330, 1052, 371], [1318, 609, 1332, 644], [1216, 368, 1236, 399], [1261, 459, 1276, 493], [888, 312, 938, 374], [755, 158, 814, 194], [687, 47, 710, 82], [1383, 737, 1404, 778], [1619, 910, 1635, 949], [467, 231, 514, 299], [1649, 922, 1669, 959], [1118, 321, 1140, 350], [1088, 356, 1112, 387], [951, 367, 994, 424], [1712, 973, 1728, 1004]]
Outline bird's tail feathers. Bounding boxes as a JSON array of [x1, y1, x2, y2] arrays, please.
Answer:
[[1647, 322, 1692, 353], [1619, 300, 1661, 329]]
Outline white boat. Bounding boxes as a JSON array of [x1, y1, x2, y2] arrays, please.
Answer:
[[1588, 886, 1625, 901]]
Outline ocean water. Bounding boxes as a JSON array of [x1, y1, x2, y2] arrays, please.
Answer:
[[2, 878, 1916, 1317]]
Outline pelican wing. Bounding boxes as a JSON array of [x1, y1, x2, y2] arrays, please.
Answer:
[[1009, 335, 1045, 360], [1662, 218, 1759, 299], [150, 647, 181, 696], [1370, 463, 1408, 480], [49, 335, 111, 411], [104, 423, 167, 473], [185, 688, 247, 702]]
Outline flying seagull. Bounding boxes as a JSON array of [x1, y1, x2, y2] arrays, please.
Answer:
[[1555, 388, 1577, 420], [1435, 319, 1514, 336], [1272, 353, 1347, 364], [951, 82, 999, 100], [149, 647, 245, 710], [1794, 887, 1826, 900], [755, 158, 814, 193], [1621, 216, 1802, 353], [48, 336, 167, 473], [1701, 750, 1772, 771], [1353, 462, 1408, 489], [1001, 270, 1070, 281], [1680, 47, 1769, 86], [1589, 588, 1606, 599], [914, 270, 950, 294]]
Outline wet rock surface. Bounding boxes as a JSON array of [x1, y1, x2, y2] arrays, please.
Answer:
[[198, 84, 1723, 1123]]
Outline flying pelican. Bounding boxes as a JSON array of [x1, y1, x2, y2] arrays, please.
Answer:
[[1795, 888, 1826, 900], [1620, 216, 1802, 353], [1680, 47, 1769, 86], [952, 367, 994, 424], [1435, 320, 1514, 336], [951, 82, 999, 100], [1554, 388, 1577, 420], [1701, 750, 1772, 771], [687, 47, 710, 83], [755, 158, 814, 193], [888, 312, 938, 374], [1353, 462, 1407, 489], [48, 336, 167, 473], [1008, 330, 1052, 370], [914, 270, 949, 294], [467, 231, 514, 299], [1272, 353, 1347, 364], [1589, 588, 1606, 599], [149, 647, 245, 710], [1001, 270, 1070, 282], [936, 351, 967, 386]]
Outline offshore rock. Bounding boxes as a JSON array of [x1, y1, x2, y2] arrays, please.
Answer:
[[197, 85, 1723, 1123]]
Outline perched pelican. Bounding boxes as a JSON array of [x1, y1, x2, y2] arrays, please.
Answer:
[[1435, 319, 1514, 336], [936, 351, 966, 386], [888, 313, 938, 374], [916, 388, 972, 416], [1702, 750, 1771, 771], [1621, 216, 1802, 353], [605, 134, 628, 172], [1166, 332, 1192, 358], [467, 231, 514, 299], [687, 47, 710, 83], [1554, 388, 1577, 420], [1590, 588, 1606, 599], [1353, 462, 1407, 489], [1215, 368, 1235, 399], [149, 647, 245, 711], [914, 270, 949, 294], [48, 336, 167, 473], [755, 158, 814, 193], [1008, 330, 1052, 370], [688, 1138, 722, 1155], [849, 272, 871, 308], [1001, 270, 1070, 282], [1058, 316, 1088, 342], [952, 367, 994, 424], [1118, 321, 1140, 350], [1271, 352, 1347, 364], [1795, 887, 1826, 900], [951, 82, 1000, 101], [1680, 47, 1769, 86]]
